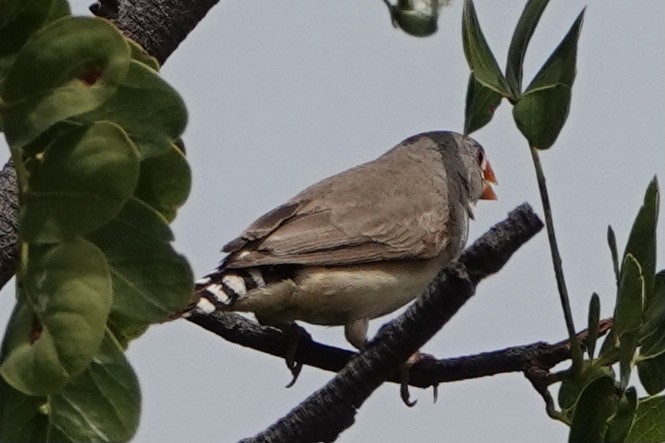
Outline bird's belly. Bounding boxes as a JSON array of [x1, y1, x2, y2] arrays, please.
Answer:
[[236, 259, 442, 326]]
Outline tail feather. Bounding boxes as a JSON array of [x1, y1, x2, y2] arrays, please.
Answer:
[[193, 267, 267, 313]]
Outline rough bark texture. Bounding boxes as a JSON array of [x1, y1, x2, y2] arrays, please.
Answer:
[[0, 162, 18, 289], [190, 308, 612, 389], [92, 0, 220, 64]]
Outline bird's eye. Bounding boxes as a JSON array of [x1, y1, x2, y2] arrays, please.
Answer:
[[475, 146, 485, 165]]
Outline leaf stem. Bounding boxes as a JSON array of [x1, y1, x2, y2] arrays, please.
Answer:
[[529, 146, 583, 374]]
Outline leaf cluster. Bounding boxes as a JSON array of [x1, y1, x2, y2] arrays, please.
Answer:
[[556, 179, 663, 443], [460, 2, 664, 441], [462, 0, 583, 149], [0, 1, 193, 441]]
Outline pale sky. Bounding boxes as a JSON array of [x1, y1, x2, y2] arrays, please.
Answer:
[[1, 1, 664, 442]]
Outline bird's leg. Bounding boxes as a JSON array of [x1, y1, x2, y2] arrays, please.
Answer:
[[346, 318, 434, 405], [348, 319, 436, 406], [344, 317, 370, 351], [282, 322, 312, 387], [255, 316, 312, 387], [400, 351, 437, 407]]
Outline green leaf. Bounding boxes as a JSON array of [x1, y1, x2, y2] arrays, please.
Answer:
[[0, 332, 140, 443], [87, 199, 193, 345], [462, 0, 512, 98], [43, 0, 70, 21], [134, 142, 191, 221], [524, 9, 585, 91], [512, 82, 571, 149], [614, 254, 644, 388], [558, 364, 614, 415], [607, 225, 620, 286], [505, 0, 549, 98], [637, 353, 665, 396], [606, 387, 638, 443], [19, 121, 140, 243], [568, 375, 618, 443], [623, 178, 659, 317], [0, 0, 69, 57], [626, 395, 665, 443], [0, 239, 112, 395], [599, 327, 617, 359], [640, 271, 665, 356], [127, 38, 160, 71], [1, 16, 131, 148], [587, 293, 600, 359], [18, 120, 83, 158], [0, 376, 48, 443], [48, 332, 140, 443], [74, 60, 188, 159], [513, 9, 584, 149], [619, 330, 639, 389], [463, 73, 502, 135], [0, 0, 70, 91], [615, 254, 645, 340], [637, 272, 665, 393]]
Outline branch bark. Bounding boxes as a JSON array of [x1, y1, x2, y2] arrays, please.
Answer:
[[91, 0, 220, 65], [189, 309, 612, 390], [232, 203, 543, 443], [0, 163, 18, 289]]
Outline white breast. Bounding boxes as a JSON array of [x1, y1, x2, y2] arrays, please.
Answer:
[[242, 258, 444, 326]]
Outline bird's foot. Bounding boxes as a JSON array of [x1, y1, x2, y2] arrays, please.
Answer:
[[283, 323, 312, 388], [399, 351, 436, 407]]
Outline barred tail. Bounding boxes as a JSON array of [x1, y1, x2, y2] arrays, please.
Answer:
[[193, 267, 267, 314]]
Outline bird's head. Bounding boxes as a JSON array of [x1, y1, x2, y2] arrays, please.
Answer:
[[458, 135, 498, 205]]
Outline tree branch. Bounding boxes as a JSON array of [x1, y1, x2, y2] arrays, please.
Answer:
[[0, 163, 18, 289], [190, 309, 612, 390], [227, 203, 544, 443], [91, 0, 220, 65]]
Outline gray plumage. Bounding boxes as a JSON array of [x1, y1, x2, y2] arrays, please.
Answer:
[[195, 130, 494, 349]]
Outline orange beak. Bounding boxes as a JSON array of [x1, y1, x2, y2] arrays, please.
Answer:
[[481, 182, 497, 200], [480, 159, 498, 200]]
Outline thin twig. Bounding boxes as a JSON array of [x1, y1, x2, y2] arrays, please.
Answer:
[[529, 147, 583, 374], [189, 311, 612, 391]]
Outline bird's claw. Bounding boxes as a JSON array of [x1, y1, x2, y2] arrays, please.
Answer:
[[285, 360, 303, 388], [283, 323, 312, 388], [399, 351, 436, 407], [400, 365, 418, 407]]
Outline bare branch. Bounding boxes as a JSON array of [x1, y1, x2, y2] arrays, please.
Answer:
[[91, 0, 220, 64], [188, 309, 612, 389], [0, 163, 18, 289]]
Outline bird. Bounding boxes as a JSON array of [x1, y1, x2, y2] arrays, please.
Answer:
[[192, 130, 496, 388]]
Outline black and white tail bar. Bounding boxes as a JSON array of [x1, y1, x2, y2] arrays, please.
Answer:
[[194, 268, 267, 313]]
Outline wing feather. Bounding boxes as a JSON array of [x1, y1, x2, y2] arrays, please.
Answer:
[[224, 137, 454, 268]]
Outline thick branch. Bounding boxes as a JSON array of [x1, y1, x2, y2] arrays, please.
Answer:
[[232, 203, 543, 443], [91, 0, 220, 65], [0, 163, 18, 288]]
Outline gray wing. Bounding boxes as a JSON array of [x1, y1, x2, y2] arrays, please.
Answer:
[[223, 138, 455, 268]]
